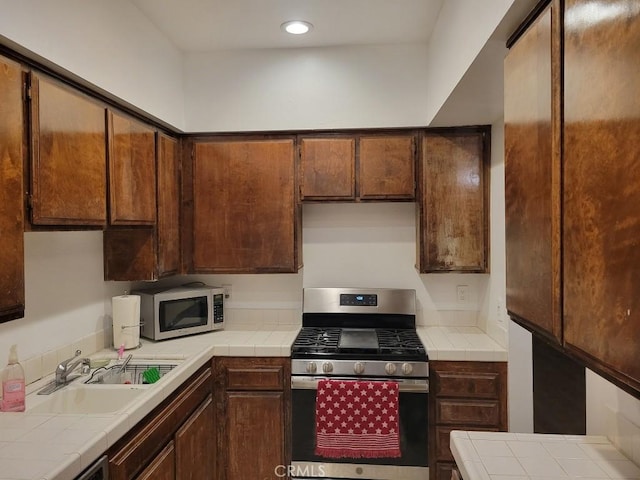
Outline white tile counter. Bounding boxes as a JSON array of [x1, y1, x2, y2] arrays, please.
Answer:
[[451, 431, 640, 480], [0, 326, 299, 480], [418, 326, 507, 362], [0, 324, 505, 480]]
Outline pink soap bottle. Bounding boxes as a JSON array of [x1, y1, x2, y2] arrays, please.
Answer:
[[1, 345, 26, 412]]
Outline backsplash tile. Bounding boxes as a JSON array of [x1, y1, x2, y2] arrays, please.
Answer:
[[21, 330, 109, 386], [606, 406, 640, 466]]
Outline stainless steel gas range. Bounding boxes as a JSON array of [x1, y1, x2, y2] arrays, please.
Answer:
[[290, 288, 429, 480]]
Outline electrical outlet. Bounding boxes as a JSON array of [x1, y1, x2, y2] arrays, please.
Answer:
[[456, 285, 469, 303], [222, 284, 232, 300]]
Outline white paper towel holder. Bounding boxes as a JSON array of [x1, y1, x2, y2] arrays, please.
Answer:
[[113, 291, 143, 350]]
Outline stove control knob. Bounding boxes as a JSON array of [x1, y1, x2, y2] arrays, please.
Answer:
[[306, 362, 317, 374], [385, 362, 397, 375], [322, 362, 334, 374], [354, 362, 365, 374], [401, 363, 413, 376]]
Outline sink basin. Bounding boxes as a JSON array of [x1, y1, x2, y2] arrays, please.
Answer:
[[29, 385, 146, 414], [85, 361, 179, 385]]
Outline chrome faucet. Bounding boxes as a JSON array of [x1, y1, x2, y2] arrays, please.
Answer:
[[38, 349, 91, 395], [55, 350, 90, 385]]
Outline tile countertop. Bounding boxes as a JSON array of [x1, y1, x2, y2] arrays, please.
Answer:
[[0, 326, 300, 480], [451, 431, 640, 480], [0, 324, 505, 480], [417, 326, 507, 362]]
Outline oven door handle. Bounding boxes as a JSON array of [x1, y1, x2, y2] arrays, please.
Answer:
[[291, 377, 429, 393]]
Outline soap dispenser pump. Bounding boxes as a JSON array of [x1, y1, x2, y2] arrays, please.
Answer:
[[1, 344, 25, 412]]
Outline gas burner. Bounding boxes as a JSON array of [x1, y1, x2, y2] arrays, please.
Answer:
[[291, 327, 340, 353], [376, 329, 426, 356]]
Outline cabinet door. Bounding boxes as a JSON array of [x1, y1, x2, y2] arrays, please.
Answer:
[[359, 135, 415, 200], [504, 3, 562, 343], [225, 392, 285, 480], [563, 0, 640, 392], [175, 396, 214, 480], [137, 442, 175, 480], [419, 129, 489, 272], [157, 134, 181, 277], [192, 139, 299, 273], [30, 74, 107, 225], [0, 55, 25, 322], [108, 111, 156, 225], [299, 137, 355, 200], [103, 133, 180, 281]]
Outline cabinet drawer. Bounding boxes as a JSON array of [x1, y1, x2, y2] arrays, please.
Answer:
[[226, 366, 285, 390], [436, 399, 501, 426], [435, 371, 502, 399]]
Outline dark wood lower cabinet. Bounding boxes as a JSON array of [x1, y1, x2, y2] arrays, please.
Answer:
[[137, 442, 175, 480], [108, 363, 214, 480], [214, 357, 290, 480], [429, 361, 507, 480]]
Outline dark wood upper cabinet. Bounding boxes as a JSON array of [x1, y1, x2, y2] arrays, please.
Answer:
[[418, 128, 490, 273], [0, 55, 25, 322], [562, 0, 640, 393], [504, 2, 562, 343], [156, 133, 181, 277], [108, 110, 156, 225], [299, 134, 416, 202], [104, 133, 180, 281], [30, 73, 107, 226], [359, 135, 415, 200], [299, 137, 355, 200], [188, 137, 300, 273]]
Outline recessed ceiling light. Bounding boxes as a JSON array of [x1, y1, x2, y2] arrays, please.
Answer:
[[281, 20, 313, 35]]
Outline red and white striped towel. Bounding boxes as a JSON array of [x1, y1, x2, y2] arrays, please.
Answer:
[[315, 379, 401, 459]]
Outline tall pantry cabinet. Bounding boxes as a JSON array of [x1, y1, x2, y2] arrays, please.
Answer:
[[505, 0, 640, 395], [0, 55, 25, 322]]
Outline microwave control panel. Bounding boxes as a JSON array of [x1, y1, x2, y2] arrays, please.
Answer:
[[213, 293, 224, 323]]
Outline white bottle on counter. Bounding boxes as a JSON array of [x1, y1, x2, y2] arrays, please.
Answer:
[[1, 344, 25, 412]]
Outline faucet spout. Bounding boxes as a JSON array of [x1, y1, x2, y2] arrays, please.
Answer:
[[55, 350, 90, 386]]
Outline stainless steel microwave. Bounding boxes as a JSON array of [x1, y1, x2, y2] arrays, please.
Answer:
[[134, 285, 224, 341]]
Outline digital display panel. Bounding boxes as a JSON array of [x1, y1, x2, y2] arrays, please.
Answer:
[[339, 294, 378, 306]]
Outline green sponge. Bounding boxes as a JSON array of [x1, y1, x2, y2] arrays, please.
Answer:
[[142, 367, 161, 384]]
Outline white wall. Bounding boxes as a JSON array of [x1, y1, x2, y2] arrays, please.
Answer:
[[424, 0, 516, 124], [0, 0, 185, 129], [0, 232, 128, 368], [183, 44, 429, 132]]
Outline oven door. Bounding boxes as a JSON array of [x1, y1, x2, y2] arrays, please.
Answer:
[[291, 376, 429, 480]]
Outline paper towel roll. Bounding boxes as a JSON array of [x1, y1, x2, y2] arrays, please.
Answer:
[[112, 294, 141, 350]]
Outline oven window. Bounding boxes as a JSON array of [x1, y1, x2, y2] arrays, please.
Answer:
[[292, 387, 428, 466], [159, 296, 208, 332]]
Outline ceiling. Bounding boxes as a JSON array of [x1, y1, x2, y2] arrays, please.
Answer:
[[131, 0, 445, 52]]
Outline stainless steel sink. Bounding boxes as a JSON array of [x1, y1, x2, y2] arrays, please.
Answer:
[[84, 361, 179, 385]]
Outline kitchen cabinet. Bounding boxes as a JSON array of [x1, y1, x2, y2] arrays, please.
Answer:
[[428, 361, 507, 480], [104, 133, 181, 281], [0, 55, 25, 322], [298, 134, 415, 201], [108, 363, 214, 480], [185, 137, 301, 273], [107, 110, 156, 225], [504, 0, 640, 397], [417, 127, 490, 273], [299, 136, 355, 200], [29, 72, 107, 226], [504, 1, 561, 344], [214, 357, 290, 480], [562, 0, 640, 394]]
